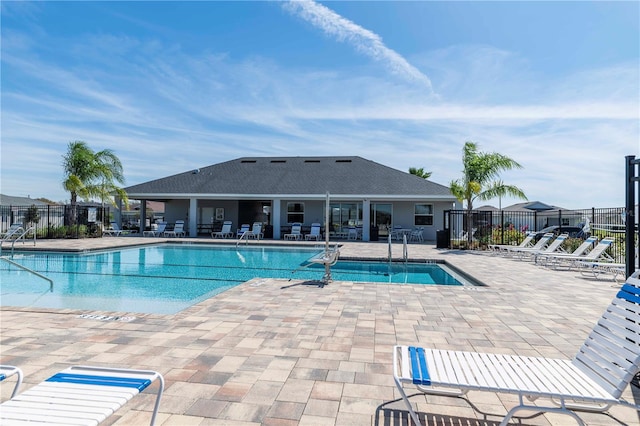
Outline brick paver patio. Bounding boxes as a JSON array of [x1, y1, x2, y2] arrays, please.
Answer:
[[1, 237, 638, 425]]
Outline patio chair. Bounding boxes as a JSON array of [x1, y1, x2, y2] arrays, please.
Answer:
[[284, 223, 302, 240], [0, 365, 23, 400], [501, 232, 554, 257], [143, 222, 167, 237], [488, 231, 536, 253], [305, 223, 322, 241], [103, 222, 128, 237], [164, 220, 186, 237], [541, 237, 615, 269], [0, 223, 24, 240], [212, 221, 234, 238], [0, 365, 164, 425], [246, 222, 263, 239], [392, 270, 640, 426], [535, 235, 599, 266], [511, 233, 569, 261], [409, 227, 424, 243], [236, 223, 250, 238], [347, 226, 359, 240]]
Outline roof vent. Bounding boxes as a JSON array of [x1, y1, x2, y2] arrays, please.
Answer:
[[335, 159, 352, 163], [241, 160, 256, 163], [192, 169, 200, 174]]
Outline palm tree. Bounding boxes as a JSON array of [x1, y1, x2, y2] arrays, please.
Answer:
[[408, 167, 432, 179], [62, 141, 128, 229], [450, 142, 527, 245]]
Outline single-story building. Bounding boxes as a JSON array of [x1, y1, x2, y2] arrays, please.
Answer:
[[122, 156, 460, 241]]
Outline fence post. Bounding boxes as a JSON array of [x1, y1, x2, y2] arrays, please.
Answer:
[[625, 155, 637, 278]]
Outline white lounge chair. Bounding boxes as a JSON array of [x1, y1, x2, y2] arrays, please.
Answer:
[[236, 224, 250, 238], [541, 237, 615, 269], [103, 222, 128, 237], [0, 223, 24, 240], [164, 220, 185, 237], [246, 222, 263, 239], [284, 223, 302, 240], [535, 236, 599, 266], [305, 223, 322, 241], [393, 271, 640, 426], [0, 365, 164, 425], [501, 232, 554, 257], [514, 233, 569, 261], [143, 222, 167, 237], [488, 231, 536, 253], [0, 365, 23, 400], [213, 221, 234, 238]]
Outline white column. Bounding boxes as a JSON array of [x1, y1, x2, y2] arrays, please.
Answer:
[[362, 199, 371, 241], [140, 201, 146, 234], [189, 198, 197, 237], [272, 199, 281, 239]]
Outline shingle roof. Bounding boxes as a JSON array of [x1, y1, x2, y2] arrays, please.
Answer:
[[124, 156, 455, 200], [0, 194, 51, 206]]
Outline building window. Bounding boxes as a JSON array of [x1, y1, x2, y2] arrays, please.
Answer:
[[287, 202, 305, 223], [414, 204, 433, 226]]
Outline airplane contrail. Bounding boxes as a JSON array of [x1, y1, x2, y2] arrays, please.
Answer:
[[282, 0, 433, 91]]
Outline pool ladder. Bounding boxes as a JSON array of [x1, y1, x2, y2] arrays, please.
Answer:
[[236, 231, 250, 247], [387, 234, 408, 263]]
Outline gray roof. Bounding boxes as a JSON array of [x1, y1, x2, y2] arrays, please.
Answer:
[[0, 194, 51, 206], [503, 201, 567, 212], [125, 156, 455, 201]]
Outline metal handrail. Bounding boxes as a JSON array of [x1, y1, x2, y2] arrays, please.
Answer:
[[402, 234, 408, 263], [236, 230, 250, 247], [1, 256, 53, 290], [388, 234, 392, 263], [0, 226, 36, 256]]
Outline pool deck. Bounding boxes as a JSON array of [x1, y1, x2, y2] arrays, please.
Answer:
[[1, 237, 639, 425]]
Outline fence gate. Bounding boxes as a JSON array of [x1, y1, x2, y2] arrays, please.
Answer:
[[625, 155, 639, 278]]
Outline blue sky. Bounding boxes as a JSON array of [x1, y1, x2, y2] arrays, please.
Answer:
[[1, 1, 638, 209]]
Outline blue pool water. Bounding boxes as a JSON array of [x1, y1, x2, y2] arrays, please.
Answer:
[[1, 245, 465, 314]]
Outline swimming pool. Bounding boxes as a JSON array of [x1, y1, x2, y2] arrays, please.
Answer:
[[1, 245, 469, 314]]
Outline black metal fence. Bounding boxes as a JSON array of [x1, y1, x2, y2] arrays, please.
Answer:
[[0, 205, 111, 239], [445, 207, 630, 263]]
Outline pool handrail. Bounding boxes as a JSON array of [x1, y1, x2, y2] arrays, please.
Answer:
[[0, 256, 53, 291]]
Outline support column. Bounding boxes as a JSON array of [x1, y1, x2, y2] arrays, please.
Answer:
[[272, 199, 281, 239], [189, 198, 197, 237], [139, 201, 146, 234], [362, 199, 371, 241]]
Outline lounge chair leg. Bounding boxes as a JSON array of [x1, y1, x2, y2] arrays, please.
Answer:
[[500, 396, 586, 426], [150, 374, 165, 426], [394, 376, 423, 426]]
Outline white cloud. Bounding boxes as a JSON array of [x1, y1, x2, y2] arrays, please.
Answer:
[[281, 0, 433, 91]]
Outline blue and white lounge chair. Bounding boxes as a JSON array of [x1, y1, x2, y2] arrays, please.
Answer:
[[236, 223, 250, 238], [0, 365, 23, 400], [0, 365, 164, 425], [212, 221, 234, 238], [305, 223, 322, 241], [392, 271, 640, 426], [284, 223, 302, 240]]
